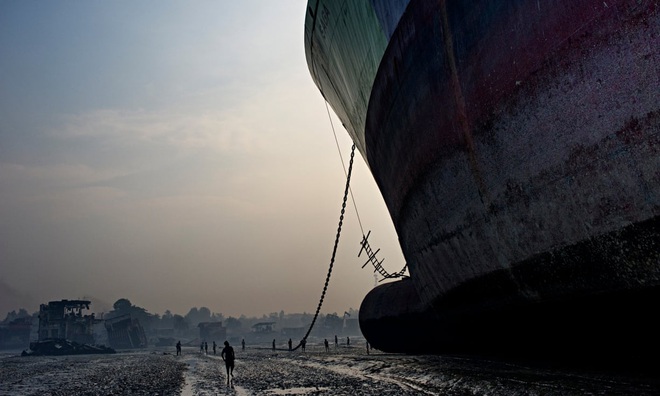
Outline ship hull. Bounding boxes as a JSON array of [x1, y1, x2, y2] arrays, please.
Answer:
[[305, 0, 660, 357], [360, 217, 660, 359]]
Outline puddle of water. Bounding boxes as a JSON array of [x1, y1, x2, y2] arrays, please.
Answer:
[[180, 379, 194, 396], [180, 357, 198, 396]]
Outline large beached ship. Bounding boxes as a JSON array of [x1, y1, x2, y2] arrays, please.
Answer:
[[304, 0, 659, 359]]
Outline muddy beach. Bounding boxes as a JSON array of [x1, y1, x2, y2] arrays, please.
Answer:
[[1, 342, 659, 395]]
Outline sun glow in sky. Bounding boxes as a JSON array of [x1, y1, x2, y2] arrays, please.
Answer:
[[0, 1, 404, 318]]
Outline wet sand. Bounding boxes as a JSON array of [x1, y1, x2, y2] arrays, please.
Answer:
[[1, 343, 659, 395]]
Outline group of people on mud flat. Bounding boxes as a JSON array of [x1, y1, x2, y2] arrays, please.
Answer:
[[174, 336, 371, 385], [175, 339, 235, 384], [272, 334, 361, 352]]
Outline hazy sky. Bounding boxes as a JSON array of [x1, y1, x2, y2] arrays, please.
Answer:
[[0, 1, 405, 319]]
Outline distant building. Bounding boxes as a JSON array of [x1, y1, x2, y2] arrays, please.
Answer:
[[104, 314, 147, 349], [252, 322, 275, 333], [198, 322, 226, 342], [246, 322, 277, 343]]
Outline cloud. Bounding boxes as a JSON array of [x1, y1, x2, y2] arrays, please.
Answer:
[[53, 109, 261, 155], [0, 162, 122, 186], [0, 0, 405, 320]]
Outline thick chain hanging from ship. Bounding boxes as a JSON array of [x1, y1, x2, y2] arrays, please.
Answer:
[[292, 94, 407, 349], [295, 141, 408, 353], [358, 230, 408, 282], [291, 142, 356, 351]]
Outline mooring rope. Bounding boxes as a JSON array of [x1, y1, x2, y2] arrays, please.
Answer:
[[326, 101, 365, 237]]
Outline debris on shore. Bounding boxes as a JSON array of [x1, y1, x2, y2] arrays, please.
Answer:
[[22, 339, 115, 356]]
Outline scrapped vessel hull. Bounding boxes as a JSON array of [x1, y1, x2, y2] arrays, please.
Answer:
[[305, 0, 659, 358]]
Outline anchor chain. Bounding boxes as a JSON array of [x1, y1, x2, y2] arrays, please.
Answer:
[[292, 143, 356, 351]]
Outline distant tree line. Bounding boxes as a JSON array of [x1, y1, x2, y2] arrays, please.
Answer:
[[1, 308, 34, 323], [104, 298, 225, 334]]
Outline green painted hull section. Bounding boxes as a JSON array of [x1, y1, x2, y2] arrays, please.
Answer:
[[304, 1, 391, 160]]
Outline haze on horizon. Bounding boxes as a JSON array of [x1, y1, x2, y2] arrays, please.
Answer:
[[0, 1, 405, 319]]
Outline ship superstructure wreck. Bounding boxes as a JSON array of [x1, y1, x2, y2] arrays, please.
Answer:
[[26, 299, 114, 356]]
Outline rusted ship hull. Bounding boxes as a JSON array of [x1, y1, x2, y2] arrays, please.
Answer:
[[305, 0, 659, 358]]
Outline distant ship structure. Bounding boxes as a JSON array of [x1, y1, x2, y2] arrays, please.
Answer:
[[37, 299, 98, 344], [104, 314, 148, 349], [25, 299, 114, 356]]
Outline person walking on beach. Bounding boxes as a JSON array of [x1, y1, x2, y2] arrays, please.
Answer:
[[300, 338, 306, 352], [366, 341, 370, 355], [200, 342, 204, 353], [272, 339, 276, 350], [221, 341, 235, 385], [205, 341, 208, 354], [347, 336, 350, 346], [335, 335, 338, 348], [241, 338, 245, 351], [324, 339, 329, 352], [176, 341, 181, 356], [288, 338, 292, 351], [213, 341, 217, 355]]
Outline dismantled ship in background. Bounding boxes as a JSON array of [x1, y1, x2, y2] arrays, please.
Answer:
[[304, 0, 659, 360], [22, 299, 152, 354], [26, 299, 114, 356], [104, 314, 147, 349]]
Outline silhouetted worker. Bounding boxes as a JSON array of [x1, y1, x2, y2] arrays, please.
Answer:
[[366, 341, 370, 355], [241, 338, 245, 351], [205, 341, 208, 354], [213, 341, 217, 355], [200, 342, 204, 353], [176, 341, 182, 356], [334, 335, 338, 348], [301, 338, 306, 352], [221, 341, 235, 385], [324, 339, 329, 352], [288, 338, 292, 351], [347, 336, 350, 346], [272, 339, 276, 350]]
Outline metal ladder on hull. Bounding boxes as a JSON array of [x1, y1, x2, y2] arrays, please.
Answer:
[[359, 231, 408, 282]]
